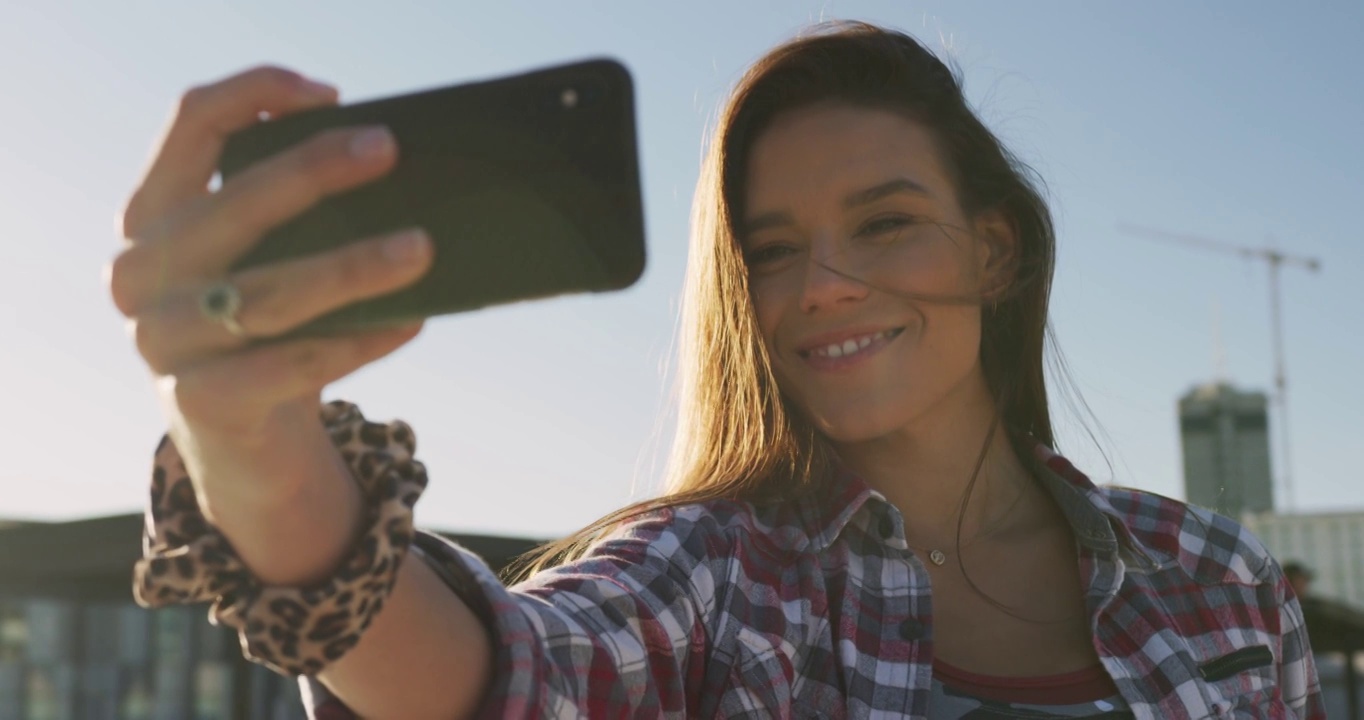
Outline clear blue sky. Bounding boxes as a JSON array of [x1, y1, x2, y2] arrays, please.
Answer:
[[1, 1, 1359, 538]]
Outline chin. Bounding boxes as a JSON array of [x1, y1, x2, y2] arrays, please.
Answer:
[[803, 404, 912, 446]]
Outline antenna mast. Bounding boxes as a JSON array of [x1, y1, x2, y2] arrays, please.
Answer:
[[1118, 223, 1322, 511], [1212, 299, 1228, 385]]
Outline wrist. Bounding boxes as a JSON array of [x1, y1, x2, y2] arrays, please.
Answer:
[[191, 416, 348, 521], [215, 448, 366, 587], [136, 399, 431, 676], [182, 409, 367, 587]]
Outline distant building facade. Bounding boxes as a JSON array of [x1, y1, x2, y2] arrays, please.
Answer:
[[0, 597, 292, 720], [0, 514, 541, 720], [1179, 382, 1274, 518], [1244, 510, 1364, 609]]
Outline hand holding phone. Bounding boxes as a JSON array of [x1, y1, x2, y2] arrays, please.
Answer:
[[219, 58, 647, 337], [110, 59, 646, 516]]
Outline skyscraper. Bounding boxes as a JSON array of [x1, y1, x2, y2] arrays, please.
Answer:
[[1179, 382, 1274, 518]]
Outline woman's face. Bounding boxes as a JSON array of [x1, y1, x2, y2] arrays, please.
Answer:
[[741, 104, 1009, 444]]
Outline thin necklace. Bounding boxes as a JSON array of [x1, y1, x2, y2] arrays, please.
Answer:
[[902, 477, 1032, 567]]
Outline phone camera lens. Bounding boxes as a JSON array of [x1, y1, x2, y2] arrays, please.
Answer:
[[560, 88, 579, 109]]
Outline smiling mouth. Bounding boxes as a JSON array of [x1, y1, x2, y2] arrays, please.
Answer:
[[798, 328, 905, 360]]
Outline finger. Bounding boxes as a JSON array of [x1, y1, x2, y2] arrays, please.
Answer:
[[122, 65, 340, 242], [133, 228, 433, 374], [168, 322, 424, 433], [110, 124, 397, 314]]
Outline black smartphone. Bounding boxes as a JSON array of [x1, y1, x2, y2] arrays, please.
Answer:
[[218, 58, 646, 336]]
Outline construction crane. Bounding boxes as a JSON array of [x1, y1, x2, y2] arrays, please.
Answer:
[[1117, 223, 1322, 511]]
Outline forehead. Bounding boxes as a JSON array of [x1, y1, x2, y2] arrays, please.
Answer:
[[744, 104, 954, 210]]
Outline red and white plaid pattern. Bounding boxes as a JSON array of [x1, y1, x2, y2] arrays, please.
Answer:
[[305, 444, 1323, 719]]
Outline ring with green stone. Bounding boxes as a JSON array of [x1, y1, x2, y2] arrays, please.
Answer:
[[199, 280, 247, 338]]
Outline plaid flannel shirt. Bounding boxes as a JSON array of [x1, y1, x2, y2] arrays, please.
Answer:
[[304, 445, 1324, 719]]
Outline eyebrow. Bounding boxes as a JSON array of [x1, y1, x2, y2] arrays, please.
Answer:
[[740, 177, 933, 237]]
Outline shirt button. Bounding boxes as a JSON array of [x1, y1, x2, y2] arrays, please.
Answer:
[[899, 618, 926, 641], [878, 513, 895, 539]]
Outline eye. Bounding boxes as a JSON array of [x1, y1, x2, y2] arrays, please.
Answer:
[[743, 243, 798, 270], [856, 215, 919, 238]]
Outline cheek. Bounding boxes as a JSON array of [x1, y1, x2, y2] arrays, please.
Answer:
[[750, 287, 806, 396], [889, 244, 974, 297], [750, 286, 786, 351], [921, 304, 984, 376]]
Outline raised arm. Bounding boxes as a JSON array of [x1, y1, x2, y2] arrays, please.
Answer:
[[109, 65, 517, 718]]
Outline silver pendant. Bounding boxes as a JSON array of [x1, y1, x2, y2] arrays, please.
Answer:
[[929, 549, 947, 566]]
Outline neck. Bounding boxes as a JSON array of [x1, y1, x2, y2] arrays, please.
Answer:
[[832, 370, 1039, 549]]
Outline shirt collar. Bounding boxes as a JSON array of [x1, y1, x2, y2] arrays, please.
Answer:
[[794, 442, 1162, 570]]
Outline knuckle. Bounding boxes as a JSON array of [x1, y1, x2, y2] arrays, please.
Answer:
[[243, 275, 288, 334], [121, 192, 204, 250], [131, 317, 172, 375], [175, 83, 213, 120], [107, 249, 144, 316], [334, 245, 370, 291]]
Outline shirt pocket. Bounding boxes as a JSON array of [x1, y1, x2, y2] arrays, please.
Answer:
[[1190, 642, 1281, 717]]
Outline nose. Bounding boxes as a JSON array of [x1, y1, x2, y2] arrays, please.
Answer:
[[798, 245, 869, 314]]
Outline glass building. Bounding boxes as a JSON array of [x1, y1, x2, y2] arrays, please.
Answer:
[[1178, 382, 1274, 518]]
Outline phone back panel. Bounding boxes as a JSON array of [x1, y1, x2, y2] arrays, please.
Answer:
[[219, 59, 646, 335]]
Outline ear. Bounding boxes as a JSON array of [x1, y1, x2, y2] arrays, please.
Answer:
[[972, 208, 1018, 302]]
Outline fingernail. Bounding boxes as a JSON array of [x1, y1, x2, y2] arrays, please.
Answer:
[[384, 230, 429, 263], [350, 127, 394, 159]]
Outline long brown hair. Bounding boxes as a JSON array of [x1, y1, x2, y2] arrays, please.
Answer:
[[509, 20, 1058, 582]]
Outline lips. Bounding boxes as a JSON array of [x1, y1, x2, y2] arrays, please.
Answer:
[[795, 327, 905, 370]]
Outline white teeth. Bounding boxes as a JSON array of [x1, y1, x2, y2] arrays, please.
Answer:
[[812, 330, 894, 359]]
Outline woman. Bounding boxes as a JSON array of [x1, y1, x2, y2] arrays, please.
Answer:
[[112, 22, 1323, 719]]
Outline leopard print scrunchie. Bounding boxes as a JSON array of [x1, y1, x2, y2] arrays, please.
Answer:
[[132, 400, 427, 676]]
